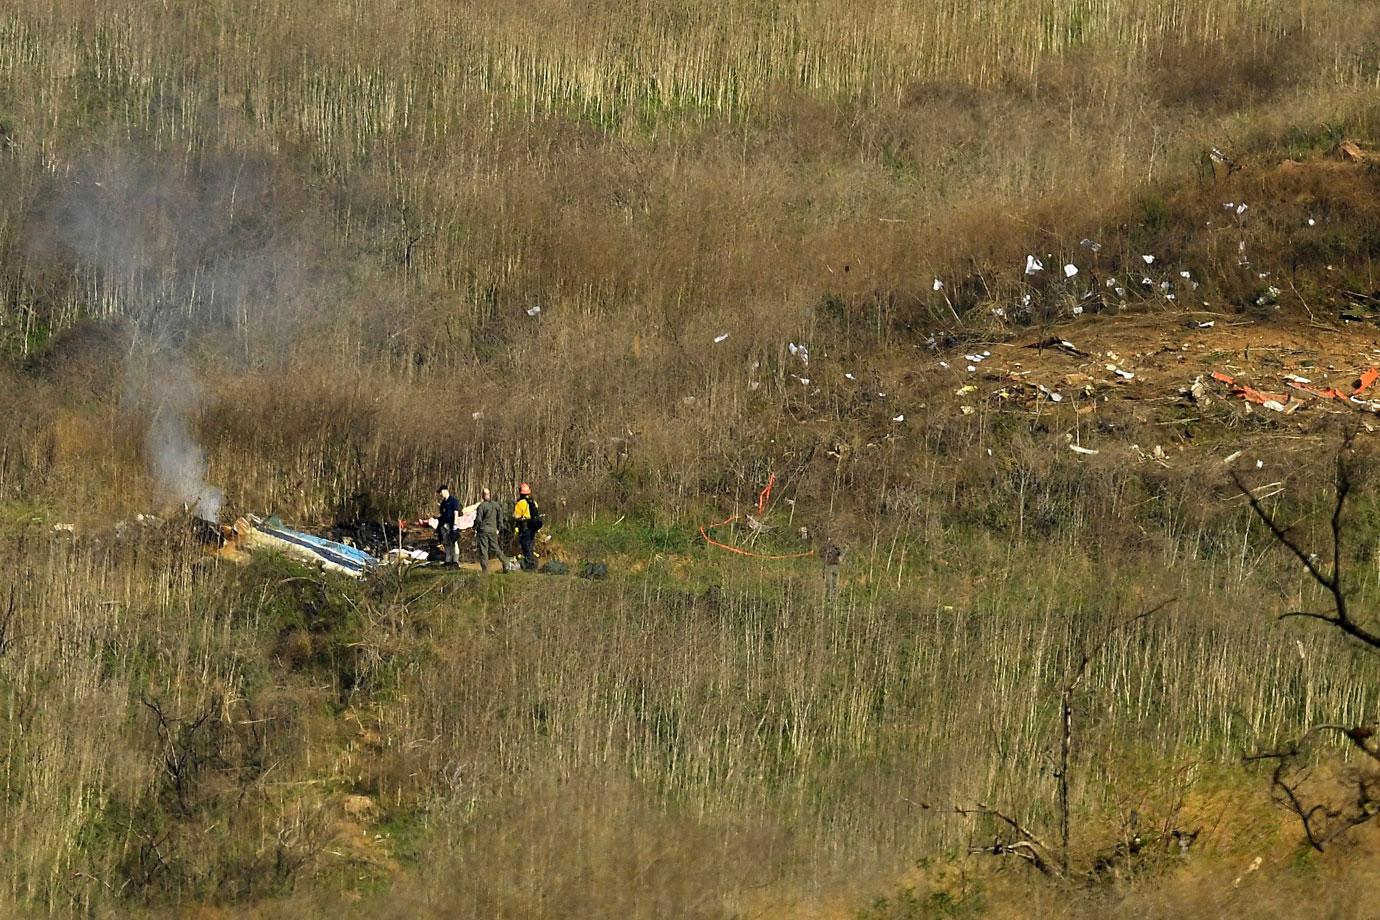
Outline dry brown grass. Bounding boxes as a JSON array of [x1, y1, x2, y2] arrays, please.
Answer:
[[4, 1, 1380, 916]]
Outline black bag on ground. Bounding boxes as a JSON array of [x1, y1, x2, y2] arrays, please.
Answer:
[[541, 559, 569, 575]]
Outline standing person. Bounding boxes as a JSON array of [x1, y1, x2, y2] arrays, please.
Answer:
[[436, 484, 461, 567], [473, 487, 512, 574], [512, 482, 543, 570], [820, 537, 843, 602]]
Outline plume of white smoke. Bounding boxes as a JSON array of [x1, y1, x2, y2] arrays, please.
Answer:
[[143, 360, 223, 519]]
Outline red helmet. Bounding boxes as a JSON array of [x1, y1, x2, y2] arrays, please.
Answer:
[[519, 482, 531, 496]]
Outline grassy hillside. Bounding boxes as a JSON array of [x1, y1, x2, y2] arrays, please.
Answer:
[[4, 1, 1380, 916]]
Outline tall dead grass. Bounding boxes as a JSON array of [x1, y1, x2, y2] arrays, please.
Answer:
[[3, 468, 1378, 915]]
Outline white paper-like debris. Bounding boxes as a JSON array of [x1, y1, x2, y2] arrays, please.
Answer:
[[1256, 459, 1264, 469], [960, 405, 975, 415], [844, 372, 856, 380], [1025, 255, 1044, 274], [1180, 271, 1191, 279], [1072, 305, 1084, 316], [892, 414, 905, 422], [1223, 450, 1243, 465], [966, 365, 977, 373], [526, 305, 542, 316], [1080, 239, 1102, 252], [471, 411, 483, 420], [1115, 287, 1127, 297], [933, 278, 944, 291], [964, 354, 984, 363], [938, 361, 949, 369], [1236, 203, 1248, 216], [714, 333, 729, 344], [1069, 445, 1099, 456], [1064, 263, 1079, 278], [1143, 254, 1155, 264], [1285, 374, 1312, 385], [1223, 202, 1235, 211], [1308, 218, 1317, 227], [797, 377, 811, 385]]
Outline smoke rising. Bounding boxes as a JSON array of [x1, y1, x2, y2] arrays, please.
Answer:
[[144, 361, 224, 519], [29, 149, 329, 517]]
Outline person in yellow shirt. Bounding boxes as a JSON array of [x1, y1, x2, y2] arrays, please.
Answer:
[[512, 482, 543, 570]]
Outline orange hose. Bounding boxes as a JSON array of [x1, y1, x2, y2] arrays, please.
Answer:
[[699, 513, 813, 560]]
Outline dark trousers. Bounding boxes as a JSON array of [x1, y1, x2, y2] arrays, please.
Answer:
[[476, 531, 509, 572], [518, 528, 537, 569]]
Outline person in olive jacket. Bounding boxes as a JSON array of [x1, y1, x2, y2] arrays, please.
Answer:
[[472, 487, 512, 574]]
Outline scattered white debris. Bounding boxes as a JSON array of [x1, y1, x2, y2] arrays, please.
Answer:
[[526, 305, 542, 316], [1256, 459, 1264, 469], [966, 365, 977, 373], [1025, 255, 1044, 274], [714, 333, 729, 344], [960, 405, 975, 415], [955, 384, 977, 396], [796, 376, 811, 385], [788, 342, 810, 364], [845, 372, 856, 380], [471, 410, 483, 420], [1236, 203, 1249, 216], [1284, 374, 1312, 385], [892, 414, 905, 422], [1069, 445, 1099, 456], [1080, 239, 1102, 252], [1072, 305, 1084, 316], [1308, 217, 1317, 227], [1115, 287, 1127, 297], [1197, 321, 1215, 328], [1106, 364, 1135, 380], [1223, 451, 1242, 465], [938, 361, 950, 369], [933, 278, 944, 291], [1223, 202, 1236, 211], [1180, 270, 1192, 279], [1142, 254, 1155, 265], [1064, 263, 1079, 278], [964, 354, 985, 363], [1036, 384, 1063, 403]]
